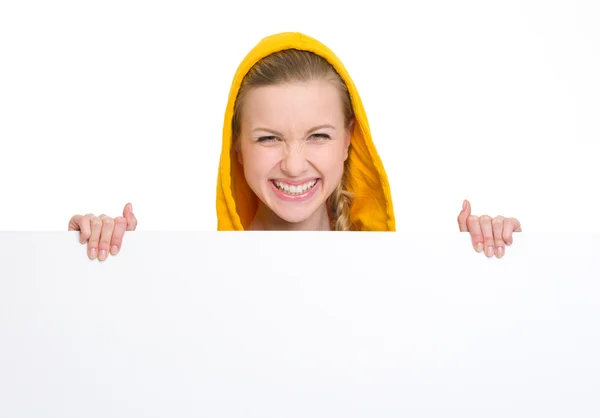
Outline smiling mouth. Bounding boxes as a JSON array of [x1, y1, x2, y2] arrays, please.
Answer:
[[271, 179, 318, 196]]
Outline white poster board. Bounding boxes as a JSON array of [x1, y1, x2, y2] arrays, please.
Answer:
[[1, 232, 599, 417]]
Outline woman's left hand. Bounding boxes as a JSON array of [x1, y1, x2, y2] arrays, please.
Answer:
[[457, 199, 522, 258]]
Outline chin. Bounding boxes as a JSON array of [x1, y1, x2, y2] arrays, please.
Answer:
[[272, 207, 317, 224]]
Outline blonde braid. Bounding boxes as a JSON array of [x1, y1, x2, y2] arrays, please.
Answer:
[[328, 169, 354, 231]]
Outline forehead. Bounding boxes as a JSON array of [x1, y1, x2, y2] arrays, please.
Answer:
[[241, 80, 344, 128]]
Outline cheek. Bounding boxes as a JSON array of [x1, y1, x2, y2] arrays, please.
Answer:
[[307, 143, 347, 172], [241, 147, 280, 179]]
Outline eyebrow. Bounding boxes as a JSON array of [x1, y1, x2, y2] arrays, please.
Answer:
[[252, 124, 336, 136]]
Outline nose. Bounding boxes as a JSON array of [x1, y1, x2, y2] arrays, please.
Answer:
[[280, 141, 308, 177]]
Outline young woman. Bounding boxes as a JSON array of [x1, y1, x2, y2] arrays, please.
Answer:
[[68, 32, 522, 261]]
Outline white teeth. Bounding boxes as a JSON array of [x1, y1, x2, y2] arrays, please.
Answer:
[[274, 180, 317, 195]]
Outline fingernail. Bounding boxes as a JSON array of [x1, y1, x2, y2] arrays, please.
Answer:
[[486, 246, 494, 257], [110, 245, 119, 255], [89, 248, 97, 259], [463, 200, 467, 210], [99, 249, 107, 261], [496, 246, 505, 258], [475, 242, 483, 252]]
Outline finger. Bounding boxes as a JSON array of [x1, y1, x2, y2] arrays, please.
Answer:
[[466, 215, 483, 252], [502, 217, 522, 246], [68, 215, 82, 231], [97, 215, 115, 262], [68, 214, 92, 244], [479, 215, 494, 257], [492, 216, 506, 258], [86, 215, 102, 260], [123, 202, 138, 231], [457, 199, 471, 232], [110, 216, 128, 255], [512, 217, 522, 232]]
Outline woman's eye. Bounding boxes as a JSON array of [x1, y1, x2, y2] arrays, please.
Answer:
[[257, 136, 279, 143], [310, 133, 331, 140]]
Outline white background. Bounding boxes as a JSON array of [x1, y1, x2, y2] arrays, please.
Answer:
[[1, 0, 598, 232]]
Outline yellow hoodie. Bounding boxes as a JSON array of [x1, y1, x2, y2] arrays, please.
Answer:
[[216, 32, 396, 231]]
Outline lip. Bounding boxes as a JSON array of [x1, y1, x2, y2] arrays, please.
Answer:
[[270, 177, 320, 186], [270, 179, 320, 202]]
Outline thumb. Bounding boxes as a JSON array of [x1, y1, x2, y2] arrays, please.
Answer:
[[123, 202, 133, 216], [457, 199, 471, 232], [123, 202, 137, 231]]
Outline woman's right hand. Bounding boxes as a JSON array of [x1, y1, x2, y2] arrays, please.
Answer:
[[68, 203, 138, 261]]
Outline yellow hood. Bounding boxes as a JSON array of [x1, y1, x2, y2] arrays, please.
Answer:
[[216, 32, 396, 231]]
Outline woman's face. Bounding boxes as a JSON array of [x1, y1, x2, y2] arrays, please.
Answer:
[[238, 79, 351, 225]]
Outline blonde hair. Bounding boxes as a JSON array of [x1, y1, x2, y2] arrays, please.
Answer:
[[231, 49, 355, 231]]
